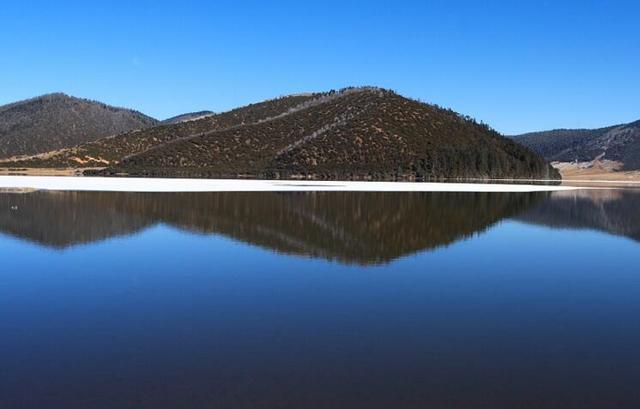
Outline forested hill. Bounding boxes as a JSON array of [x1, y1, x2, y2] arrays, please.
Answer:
[[2, 88, 558, 181], [0, 93, 158, 158], [3, 93, 319, 167], [512, 119, 640, 170]]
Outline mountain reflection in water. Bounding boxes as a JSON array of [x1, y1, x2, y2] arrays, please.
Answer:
[[517, 188, 640, 242], [3, 187, 640, 409], [0, 191, 544, 264], [1, 189, 638, 264]]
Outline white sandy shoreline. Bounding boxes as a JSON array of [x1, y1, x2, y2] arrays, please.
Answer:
[[0, 175, 588, 193]]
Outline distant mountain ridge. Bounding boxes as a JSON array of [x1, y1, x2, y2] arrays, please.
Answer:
[[1, 87, 558, 180], [0, 93, 158, 158], [512, 119, 640, 170], [161, 111, 214, 125]]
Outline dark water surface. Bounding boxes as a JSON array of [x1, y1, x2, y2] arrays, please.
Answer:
[[1, 189, 639, 408]]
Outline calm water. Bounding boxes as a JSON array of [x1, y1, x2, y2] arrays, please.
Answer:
[[1, 189, 639, 408]]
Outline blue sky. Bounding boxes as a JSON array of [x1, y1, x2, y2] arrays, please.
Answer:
[[1, 0, 638, 134]]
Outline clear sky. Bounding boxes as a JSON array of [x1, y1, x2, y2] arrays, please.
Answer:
[[1, 0, 638, 134]]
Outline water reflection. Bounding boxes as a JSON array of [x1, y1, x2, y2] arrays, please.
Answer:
[[1, 189, 639, 264], [3, 188, 640, 409], [517, 188, 640, 242], [0, 191, 544, 264]]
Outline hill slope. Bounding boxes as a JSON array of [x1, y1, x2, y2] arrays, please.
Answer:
[[3, 93, 318, 167], [513, 120, 640, 170], [109, 88, 557, 180], [3, 88, 558, 180], [0, 93, 158, 158]]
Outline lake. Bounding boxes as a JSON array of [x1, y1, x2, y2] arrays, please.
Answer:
[[1, 189, 639, 408]]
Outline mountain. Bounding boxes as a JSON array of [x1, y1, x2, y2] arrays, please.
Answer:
[[0, 93, 158, 158], [2, 87, 558, 180], [512, 120, 640, 170], [0, 190, 545, 265], [3, 93, 318, 168], [161, 111, 214, 125]]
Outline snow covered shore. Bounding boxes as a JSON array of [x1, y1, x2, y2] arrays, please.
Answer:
[[0, 176, 585, 193]]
